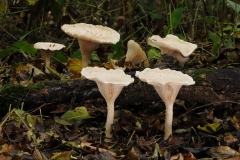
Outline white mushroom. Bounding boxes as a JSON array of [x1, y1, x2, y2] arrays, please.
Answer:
[[135, 68, 195, 140], [34, 42, 65, 73], [147, 34, 197, 65], [125, 40, 149, 67], [61, 23, 120, 68], [81, 67, 134, 141]]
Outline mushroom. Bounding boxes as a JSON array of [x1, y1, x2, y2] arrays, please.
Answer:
[[135, 68, 195, 140], [125, 40, 149, 67], [34, 42, 65, 73], [147, 34, 197, 65], [81, 67, 134, 141], [61, 23, 120, 68]]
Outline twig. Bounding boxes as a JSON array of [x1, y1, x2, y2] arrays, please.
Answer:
[[0, 25, 17, 40], [177, 100, 240, 119]]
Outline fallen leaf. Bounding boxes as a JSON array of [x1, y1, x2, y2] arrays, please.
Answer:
[[68, 58, 82, 76], [61, 106, 91, 121], [207, 146, 240, 159], [32, 147, 48, 160], [51, 150, 72, 160], [0, 144, 15, 153], [83, 152, 116, 160], [197, 122, 221, 133], [123, 147, 140, 160], [170, 153, 184, 160]]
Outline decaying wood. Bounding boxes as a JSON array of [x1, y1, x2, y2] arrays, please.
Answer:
[[20, 68, 240, 110]]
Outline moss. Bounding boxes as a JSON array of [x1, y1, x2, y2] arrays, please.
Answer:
[[193, 68, 210, 84], [0, 81, 45, 109]]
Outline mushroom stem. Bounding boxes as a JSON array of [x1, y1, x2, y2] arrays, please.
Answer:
[[40, 50, 54, 73], [164, 103, 173, 140], [78, 39, 99, 68], [153, 84, 182, 140], [105, 100, 115, 140]]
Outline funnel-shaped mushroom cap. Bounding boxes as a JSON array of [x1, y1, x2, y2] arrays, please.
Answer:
[[136, 68, 195, 139], [147, 34, 197, 65], [125, 40, 149, 66], [82, 67, 134, 140], [61, 23, 120, 44], [135, 68, 195, 103], [82, 67, 134, 101]]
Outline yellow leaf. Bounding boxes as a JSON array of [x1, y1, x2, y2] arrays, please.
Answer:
[[68, 58, 82, 75], [27, 0, 38, 5], [197, 122, 221, 133]]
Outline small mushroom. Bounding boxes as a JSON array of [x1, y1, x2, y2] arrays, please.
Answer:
[[135, 68, 195, 140], [34, 42, 65, 73], [61, 23, 120, 68], [125, 40, 149, 67], [147, 34, 197, 65], [81, 67, 134, 141]]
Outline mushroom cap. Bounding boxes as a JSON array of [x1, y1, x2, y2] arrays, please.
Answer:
[[61, 23, 120, 44], [125, 40, 149, 65], [81, 67, 134, 85], [135, 68, 195, 86], [147, 34, 197, 57], [34, 42, 65, 51]]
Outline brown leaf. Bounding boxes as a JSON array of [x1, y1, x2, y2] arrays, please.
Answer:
[[0, 154, 12, 160], [222, 133, 238, 146], [0, 144, 15, 153], [207, 146, 240, 159], [83, 152, 116, 160], [32, 147, 48, 160], [170, 153, 184, 160], [123, 147, 140, 160]]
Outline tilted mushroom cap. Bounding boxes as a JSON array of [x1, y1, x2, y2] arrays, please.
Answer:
[[125, 40, 149, 66], [34, 42, 65, 51], [61, 23, 120, 44], [136, 68, 195, 86], [147, 34, 197, 57], [34, 42, 65, 73]]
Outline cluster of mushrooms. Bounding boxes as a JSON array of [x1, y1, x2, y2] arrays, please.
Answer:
[[33, 23, 197, 141]]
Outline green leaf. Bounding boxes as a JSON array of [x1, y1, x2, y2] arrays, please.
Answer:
[[226, 0, 240, 13], [225, 39, 235, 48], [204, 17, 215, 24], [13, 41, 37, 55], [163, 25, 170, 36], [61, 106, 91, 121], [171, 7, 185, 30], [54, 116, 72, 126], [51, 0, 63, 21], [211, 43, 219, 57], [147, 48, 161, 59], [71, 50, 82, 59], [55, 0, 63, 5], [150, 13, 162, 19], [53, 52, 67, 63], [90, 53, 100, 61], [208, 32, 221, 44], [111, 41, 124, 59]]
